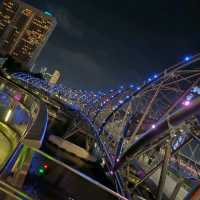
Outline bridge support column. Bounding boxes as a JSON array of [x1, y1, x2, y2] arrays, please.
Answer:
[[170, 178, 184, 200], [157, 142, 171, 200]]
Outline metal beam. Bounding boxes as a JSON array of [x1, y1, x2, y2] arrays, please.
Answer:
[[170, 178, 184, 200], [114, 97, 200, 171], [156, 143, 171, 200]]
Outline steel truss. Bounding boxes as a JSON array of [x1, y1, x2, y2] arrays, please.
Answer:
[[11, 54, 200, 200]]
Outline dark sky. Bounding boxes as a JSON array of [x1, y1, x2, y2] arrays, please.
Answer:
[[24, 0, 200, 90]]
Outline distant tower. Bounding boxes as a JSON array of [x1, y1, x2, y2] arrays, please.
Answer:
[[49, 70, 61, 85], [0, 0, 56, 69], [40, 67, 61, 84]]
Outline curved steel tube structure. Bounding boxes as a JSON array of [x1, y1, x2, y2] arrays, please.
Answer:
[[8, 53, 200, 199]]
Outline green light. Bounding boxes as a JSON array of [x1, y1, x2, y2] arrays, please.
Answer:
[[39, 168, 44, 173], [44, 11, 52, 16], [39, 168, 44, 174], [38, 167, 46, 176]]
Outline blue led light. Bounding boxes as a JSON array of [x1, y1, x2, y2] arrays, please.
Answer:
[[153, 74, 158, 79], [184, 56, 191, 62]]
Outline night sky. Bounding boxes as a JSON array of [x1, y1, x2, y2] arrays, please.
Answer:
[[23, 0, 200, 90]]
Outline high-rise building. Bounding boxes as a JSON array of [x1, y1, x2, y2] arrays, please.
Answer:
[[0, 0, 56, 68]]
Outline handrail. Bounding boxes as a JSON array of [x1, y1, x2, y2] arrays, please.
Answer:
[[0, 180, 32, 200], [0, 186, 21, 200]]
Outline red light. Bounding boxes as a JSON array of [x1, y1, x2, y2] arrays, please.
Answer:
[[43, 164, 48, 169]]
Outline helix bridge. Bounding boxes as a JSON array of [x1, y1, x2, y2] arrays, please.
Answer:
[[0, 54, 200, 200]]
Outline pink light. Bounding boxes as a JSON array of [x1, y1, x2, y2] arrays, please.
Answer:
[[14, 93, 22, 101], [182, 100, 191, 106]]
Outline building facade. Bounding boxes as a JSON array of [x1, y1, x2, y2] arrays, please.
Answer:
[[0, 0, 56, 68]]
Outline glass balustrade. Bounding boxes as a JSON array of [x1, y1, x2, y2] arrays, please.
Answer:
[[0, 77, 40, 170]]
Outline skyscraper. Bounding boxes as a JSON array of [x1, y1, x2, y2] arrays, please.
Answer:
[[0, 0, 56, 68]]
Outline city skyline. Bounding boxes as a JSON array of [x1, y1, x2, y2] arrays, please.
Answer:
[[0, 0, 199, 90], [19, 0, 200, 91]]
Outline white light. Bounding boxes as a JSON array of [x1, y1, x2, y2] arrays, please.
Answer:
[[5, 109, 12, 122], [154, 74, 158, 79], [184, 56, 191, 61], [101, 159, 105, 166], [151, 124, 156, 129], [119, 100, 123, 104]]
